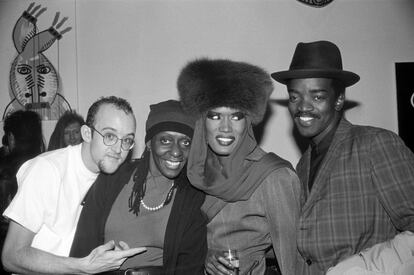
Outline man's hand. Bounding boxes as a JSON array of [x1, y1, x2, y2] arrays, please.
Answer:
[[79, 240, 146, 274], [1, 221, 146, 274]]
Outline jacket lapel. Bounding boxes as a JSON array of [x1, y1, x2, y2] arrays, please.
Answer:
[[301, 118, 352, 213], [163, 173, 188, 269]]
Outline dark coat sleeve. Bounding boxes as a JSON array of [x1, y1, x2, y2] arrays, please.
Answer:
[[69, 161, 136, 257], [164, 178, 207, 275], [369, 130, 414, 230], [70, 161, 207, 274]]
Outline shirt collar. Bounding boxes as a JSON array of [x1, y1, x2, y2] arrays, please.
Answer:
[[310, 122, 338, 155]]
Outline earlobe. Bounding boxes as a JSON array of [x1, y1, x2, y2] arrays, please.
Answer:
[[80, 125, 91, 142], [335, 94, 345, 111]]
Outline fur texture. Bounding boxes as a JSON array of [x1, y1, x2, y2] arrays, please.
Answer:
[[177, 58, 273, 125]]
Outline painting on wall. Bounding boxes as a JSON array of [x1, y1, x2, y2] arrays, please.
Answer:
[[2, 2, 73, 121], [395, 62, 414, 153]]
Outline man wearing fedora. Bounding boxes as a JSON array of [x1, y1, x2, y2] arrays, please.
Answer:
[[271, 40, 414, 275]]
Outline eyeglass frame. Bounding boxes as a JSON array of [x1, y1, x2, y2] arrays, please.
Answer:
[[88, 125, 135, 151]]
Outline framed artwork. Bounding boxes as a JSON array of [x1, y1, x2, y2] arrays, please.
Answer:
[[395, 62, 414, 153], [0, 1, 77, 121]]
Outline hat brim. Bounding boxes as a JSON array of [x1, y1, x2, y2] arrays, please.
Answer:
[[271, 69, 360, 87]]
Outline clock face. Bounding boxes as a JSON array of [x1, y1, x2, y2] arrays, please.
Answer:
[[296, 0, 334, 7]]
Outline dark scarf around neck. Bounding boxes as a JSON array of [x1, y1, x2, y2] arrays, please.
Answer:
[[187, 116, 293, 220]]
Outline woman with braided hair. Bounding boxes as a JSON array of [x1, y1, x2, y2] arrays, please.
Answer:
[[70, 100, 207, 275]]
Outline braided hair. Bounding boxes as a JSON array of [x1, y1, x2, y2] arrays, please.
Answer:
[[128, 148, 177, 215]]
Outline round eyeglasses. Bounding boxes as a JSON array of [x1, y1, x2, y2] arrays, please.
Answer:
[[89, 126, 135, 151]]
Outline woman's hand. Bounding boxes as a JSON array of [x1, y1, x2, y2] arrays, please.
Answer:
[[204, 250, 236, 275]]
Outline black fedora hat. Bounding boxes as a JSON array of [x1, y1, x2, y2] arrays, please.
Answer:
[[271, 40, 360, 87]]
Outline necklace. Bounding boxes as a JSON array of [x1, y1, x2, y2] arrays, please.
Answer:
[[140, 181, 175, 211]]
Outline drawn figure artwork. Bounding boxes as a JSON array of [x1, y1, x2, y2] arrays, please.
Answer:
[[3, 2, 72, 120]]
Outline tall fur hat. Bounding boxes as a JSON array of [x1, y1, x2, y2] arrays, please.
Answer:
[[177, 58, 274, 125]]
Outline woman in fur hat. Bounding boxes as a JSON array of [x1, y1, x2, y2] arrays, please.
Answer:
[[70, 100, 207, 274], [178, 58, 301, 275]]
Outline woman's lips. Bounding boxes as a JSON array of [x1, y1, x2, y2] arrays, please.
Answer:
[[216, 136, 235, 146]]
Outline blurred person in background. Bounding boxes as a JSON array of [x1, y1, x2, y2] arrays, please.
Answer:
[[0, 109, 44, 214], [48, 110, 85, 151], [0, 110, 44, 275], [0, 136, 10, 159]]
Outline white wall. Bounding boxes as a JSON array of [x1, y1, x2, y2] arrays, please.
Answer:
[[1, 0, 413, 165]]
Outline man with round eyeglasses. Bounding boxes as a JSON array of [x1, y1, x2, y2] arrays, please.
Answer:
[[2, 96, 146, 274], [88, 125, 135, 151]]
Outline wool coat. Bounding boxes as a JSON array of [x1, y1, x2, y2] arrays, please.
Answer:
[[70, 159, 207, 275], [296, 118, 414, 275]]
